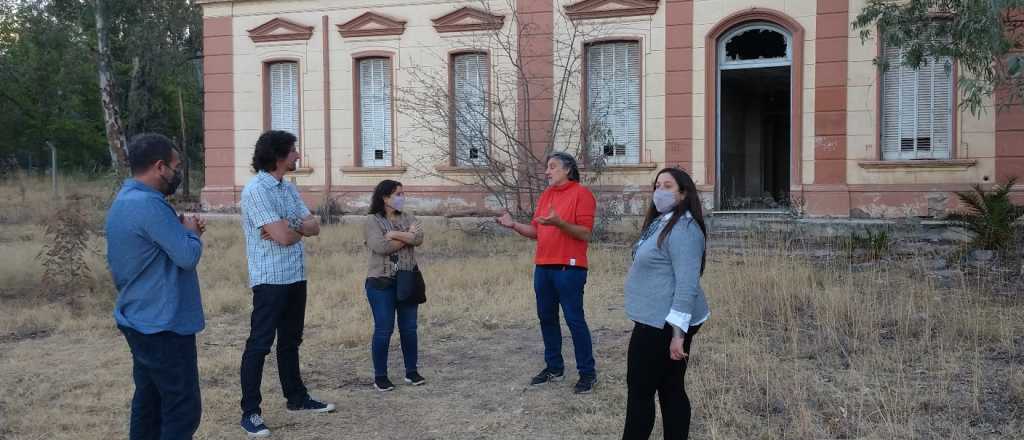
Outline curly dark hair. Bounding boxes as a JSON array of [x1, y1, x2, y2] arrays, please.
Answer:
[[369, 180, 402, 216], [251, 130, 297, 172]]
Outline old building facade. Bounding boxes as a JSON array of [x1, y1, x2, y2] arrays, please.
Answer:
[[198, 0, 1024, 217]]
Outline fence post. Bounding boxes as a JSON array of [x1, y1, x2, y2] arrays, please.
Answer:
[[47, 141, 58, 198]]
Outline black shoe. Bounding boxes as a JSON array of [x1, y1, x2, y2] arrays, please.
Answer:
[[574, 374, 598, 394], [530, 367, 564, 386], [374, 376, 395, 392], [287, 395, 335, 413], [404, 371, 426, 386]]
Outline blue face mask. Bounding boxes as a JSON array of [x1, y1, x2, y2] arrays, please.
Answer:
[[389, 195, 405, 211], [652, 189, 679, 213]]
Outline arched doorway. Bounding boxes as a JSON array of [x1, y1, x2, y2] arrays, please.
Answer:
[[705, 10, 804, 211]]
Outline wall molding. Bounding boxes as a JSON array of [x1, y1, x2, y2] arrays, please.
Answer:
[[565, 0, 659, 21], [247, 17, 314, 43], [338, 12, 406, 38], [433, 6, 504, 33]]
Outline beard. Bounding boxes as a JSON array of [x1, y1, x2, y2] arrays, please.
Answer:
[[287, 160, 298, 172]]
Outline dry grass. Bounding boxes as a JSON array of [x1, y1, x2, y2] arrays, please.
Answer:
[[0, 181, 1022, 439]]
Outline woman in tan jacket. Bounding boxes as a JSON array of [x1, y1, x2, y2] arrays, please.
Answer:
[[364, 179, 424, 392]]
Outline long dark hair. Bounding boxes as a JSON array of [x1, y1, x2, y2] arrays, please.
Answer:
[[640, 167, 707, 275], [369, 180, 402, 216]]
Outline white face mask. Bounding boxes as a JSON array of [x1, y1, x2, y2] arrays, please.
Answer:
[[652, 189, 679, 213], [389, 195, 405, 211]]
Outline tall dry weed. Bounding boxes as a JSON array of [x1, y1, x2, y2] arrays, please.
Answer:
[[37, 196, 95, 305]]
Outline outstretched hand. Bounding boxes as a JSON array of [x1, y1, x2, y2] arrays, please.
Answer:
[[495, 210, 515, 228], [535, 207, 563, 227]]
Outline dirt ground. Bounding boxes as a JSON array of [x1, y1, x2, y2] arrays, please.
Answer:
[[1, 305, 644, 439]]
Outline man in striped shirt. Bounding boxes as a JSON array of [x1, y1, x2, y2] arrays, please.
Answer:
[[238, 130, 334, 438]]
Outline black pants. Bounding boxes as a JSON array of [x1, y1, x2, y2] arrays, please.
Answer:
[[240, 281, 309, 416], [622, 321, 701, 440], [119, 326, 202, 440]]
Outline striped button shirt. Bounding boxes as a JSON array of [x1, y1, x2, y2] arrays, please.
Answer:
[[240, 171, 310, 288]]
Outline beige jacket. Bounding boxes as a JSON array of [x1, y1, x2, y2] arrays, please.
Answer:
[[364, 212, 424, 279]]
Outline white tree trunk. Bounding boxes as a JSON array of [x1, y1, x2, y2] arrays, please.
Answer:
[[95, 0, 129, 175]]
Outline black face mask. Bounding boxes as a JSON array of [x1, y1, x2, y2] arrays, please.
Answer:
[[160, 167, 183, 196]]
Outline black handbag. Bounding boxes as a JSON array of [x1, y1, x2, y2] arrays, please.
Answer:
[[395, 265, 426, 304]]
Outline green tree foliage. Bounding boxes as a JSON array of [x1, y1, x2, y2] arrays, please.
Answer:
[[0, 0, 203, 173], [854, 0, 1024, 116]]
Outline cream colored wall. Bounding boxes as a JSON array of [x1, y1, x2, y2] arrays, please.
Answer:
[[691, 0, 817, 186], [551, 0, 666, 188], [343, 1, 518, 189], [233, 11, 327, 188], [216, 0, 516, 188], [845, 0, 996, 186]]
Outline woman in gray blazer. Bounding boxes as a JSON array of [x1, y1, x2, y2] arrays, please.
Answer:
[[621, 167, 710, 440]]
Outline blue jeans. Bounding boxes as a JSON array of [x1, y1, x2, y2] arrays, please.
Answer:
[[366, 279, 419, 377], [534, 265, 596, 376], [119, 326, 202, 440]]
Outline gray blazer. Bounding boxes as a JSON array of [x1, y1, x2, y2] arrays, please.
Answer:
[[624, 212, 710, 330]]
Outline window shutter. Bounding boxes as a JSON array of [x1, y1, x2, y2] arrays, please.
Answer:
[[453, 53, 489, 166], [269, 62, 300, 137], [587, 42, 640, 165], [880, 40, 953, 160], [359, 58, 392, 167]]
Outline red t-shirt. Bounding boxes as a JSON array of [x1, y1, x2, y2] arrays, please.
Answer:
[[531, 181, 596, 268]]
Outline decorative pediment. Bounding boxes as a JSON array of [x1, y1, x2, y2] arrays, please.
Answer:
[[565, 0, 659, 21], [432, 7, 505, 33], [247, 17, 314, 43], [337, 12, 406, 38]]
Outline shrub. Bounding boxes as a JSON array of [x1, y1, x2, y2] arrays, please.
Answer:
[[946, 178, 1024, 253], [846, 227, 891, 261]]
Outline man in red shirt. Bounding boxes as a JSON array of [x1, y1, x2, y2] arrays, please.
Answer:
[[497, 152, 598, 394]]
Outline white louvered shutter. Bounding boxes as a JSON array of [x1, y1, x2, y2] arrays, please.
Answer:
[[587, 42, 641, 165], [453, 53, 489, 166], [359, 58, 393, 167], [269, 62, 300, 136], [881, 42, 953, 160]]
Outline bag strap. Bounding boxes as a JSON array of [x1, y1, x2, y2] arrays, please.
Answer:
[[373, 213, 393, 234]]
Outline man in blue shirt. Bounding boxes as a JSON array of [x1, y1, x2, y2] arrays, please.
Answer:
[[106, 133, 207, 439], [238, 130, 334, 438]]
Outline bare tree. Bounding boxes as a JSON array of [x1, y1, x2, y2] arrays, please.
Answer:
[[397, 0, 621, 218]]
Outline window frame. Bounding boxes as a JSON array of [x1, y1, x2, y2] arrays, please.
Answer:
[[582, 38, 644, 166], [262, 59, 303, 160], [717, 23, 792, 70], [353, 52, 397, 168], [448, 50, 492, 167], [877, 29, 957, 161]]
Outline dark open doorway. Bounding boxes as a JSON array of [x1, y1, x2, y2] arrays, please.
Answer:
[[715, 23, 793, 211]]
